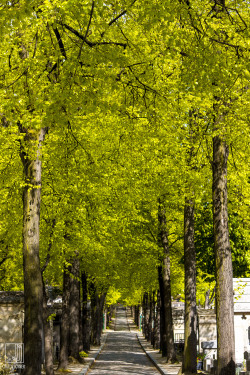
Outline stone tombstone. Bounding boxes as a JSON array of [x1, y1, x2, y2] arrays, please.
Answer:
[[172, 303, 185, 345], [0, 291, 24, 362], [234, 278, 250, 363], [198, 308, 217, 356], [203, 358, 212, 372]]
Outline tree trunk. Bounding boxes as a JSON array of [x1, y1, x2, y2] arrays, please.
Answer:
[[158, 200, 177, 363], [142, 293, 150, 340], [82, 272, 91, 352], [97, 293, 106, 341], [158, 265, 167, 356], [151, 292, 156, 347], [213, 135, 235, 375], [136, 305, 140, 328], [148, 293, 153, 343], [68, 257, 81, 360], [20, 127, 47, 375], [90, 283, 98, 345], [183, 198, 197, 374], [162, 250, 177, 362], [90, 283, 106, 346], [43, 284, 54, 375], [57, 269, 70, 370], [154, 290, 161, 350]]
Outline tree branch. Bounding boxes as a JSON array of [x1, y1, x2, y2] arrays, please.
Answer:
[[6, 68, 28, 88], [0, 255, 8, 267], [84, 1, 95, 40], [53, 27, 67, 59], [107, 0, 137, 27], [108, 10, 127, 27], [62, 23, 126, 48]]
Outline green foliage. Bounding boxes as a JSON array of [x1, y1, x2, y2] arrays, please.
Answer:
[[79, 351, 88, 358], [47, 313, 56, 322], [0, 359, 11, 375], [196, 273, 216, 308], [195, 203, 250, 278]]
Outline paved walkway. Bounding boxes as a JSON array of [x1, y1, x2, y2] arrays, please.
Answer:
[[87, 306, 160, 375], [40, 305, 203, 375], [126, 309, 182, 375]]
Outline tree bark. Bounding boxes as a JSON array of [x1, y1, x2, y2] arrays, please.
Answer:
[[150, 292, 156, 347], [90, 283, 106, 346], [142, 293, 150, 340], [20, 127, 47, 375], [136, 305, 140, 328], [183, 198, 197, 374], [81, 272, 91, 352], [57, 269, 70, 370], [148, 294, 153, 343], [42, 284, 54, 375], [213, 135, 235, 375], [158, 265, 167, 356], [158, 200, 177, 363], [97, 293, 106, 341], [154, 290, 161, 350], [68, 257, 81, 360]]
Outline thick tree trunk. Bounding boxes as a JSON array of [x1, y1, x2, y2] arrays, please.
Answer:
[[43, 284, 54, 375], [68, 258, 81, 360], [142, 293, 150, 340], [97, 293, 106, 341], [154, 290, 161, 350], [57, 269, 70, 370], [136, 305, 140, 328], [162, 250, 177, 362], [20, 127, 47, 375], [148, 294, 153, 343], [183, 198, 197, 374], [158, 265, 167, 356], [213, 135, 235, 375], [158, 200, 177, 363], [82, 272, 91, 352], [150, 292, 156, 347], [90, 283, 106, 346]]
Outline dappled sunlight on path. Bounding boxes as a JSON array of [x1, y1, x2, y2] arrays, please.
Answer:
[[87, 307, 160, 375]]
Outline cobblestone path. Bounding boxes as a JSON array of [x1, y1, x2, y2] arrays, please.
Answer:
[[87, 307, 160, 375]]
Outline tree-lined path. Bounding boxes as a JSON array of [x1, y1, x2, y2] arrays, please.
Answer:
[[1, 2, 250, 375], [87, 307, 160, 375]]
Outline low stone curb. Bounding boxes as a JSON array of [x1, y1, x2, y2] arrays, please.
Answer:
[[79, 333, 108, 375], [136, 332, 168, 375], [127, 311, 182, 375]]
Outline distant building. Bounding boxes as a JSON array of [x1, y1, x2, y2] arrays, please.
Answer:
[[172, 278, 250, 366]]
